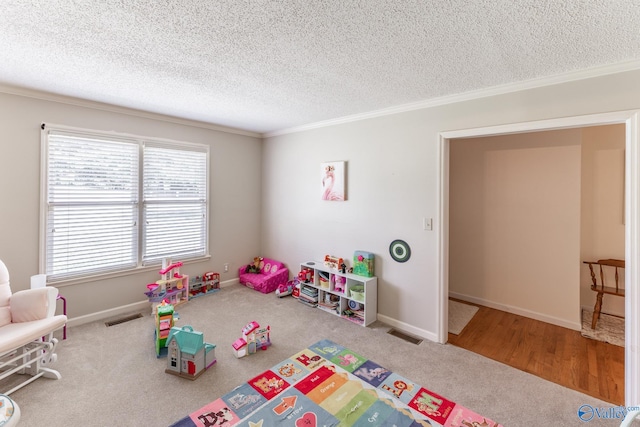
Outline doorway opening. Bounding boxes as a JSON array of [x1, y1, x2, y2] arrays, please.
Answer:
[[437, 110, 640, 406]]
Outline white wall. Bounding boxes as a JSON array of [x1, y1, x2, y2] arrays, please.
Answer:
[[580, 124, 626, 316], [449, 130, 582, 329], [0, 91, 263, 320], [262, 69, 640, 341]]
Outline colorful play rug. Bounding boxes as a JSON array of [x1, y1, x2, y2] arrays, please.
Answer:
[[170, 339, 502, 427]]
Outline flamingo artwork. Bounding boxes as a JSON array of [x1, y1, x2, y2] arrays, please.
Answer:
[[321, 162, 345, 201]]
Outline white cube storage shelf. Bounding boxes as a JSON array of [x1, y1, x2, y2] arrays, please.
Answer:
[[299, 261, 377, 326]]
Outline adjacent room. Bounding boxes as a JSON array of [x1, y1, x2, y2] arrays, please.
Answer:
[[1, 1, 640, 426], [447, 124, 626, 404]]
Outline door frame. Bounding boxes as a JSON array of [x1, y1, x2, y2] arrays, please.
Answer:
[[437, 110, 640, 405]]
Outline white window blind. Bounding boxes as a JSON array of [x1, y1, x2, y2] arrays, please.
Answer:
[[45, 132, 139, 280], [143, 143, 208, 264], [42, 126, 209, 281]]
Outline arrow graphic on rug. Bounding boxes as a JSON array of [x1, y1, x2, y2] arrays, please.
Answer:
[[273, 395, 298, 415]]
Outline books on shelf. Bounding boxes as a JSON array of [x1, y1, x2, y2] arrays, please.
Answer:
[[299, 299, 317, 308], [317, 292, 339, 313], [299, 285, 318, 307], [342, 309, 365, 324]]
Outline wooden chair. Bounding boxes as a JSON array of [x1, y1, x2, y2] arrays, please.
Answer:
[[583, 259, 625, 329]]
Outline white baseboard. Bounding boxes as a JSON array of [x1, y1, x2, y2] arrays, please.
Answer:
[[377, 314, 439, 343], [220, 278, 239, 288], [449, 292, 582, 331], [66, 278, 241, 328], [65, 300, 151, 328]]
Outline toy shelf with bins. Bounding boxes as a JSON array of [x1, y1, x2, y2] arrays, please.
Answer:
[[299, 261, 377, 326]]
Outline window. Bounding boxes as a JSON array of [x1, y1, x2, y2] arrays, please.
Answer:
[[41, 124, 208, 281]]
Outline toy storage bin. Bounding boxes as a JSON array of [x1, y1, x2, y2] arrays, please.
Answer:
[[332, 274, 346, 293], [349, 285, 364, 302], [318, 271, 330, 289]]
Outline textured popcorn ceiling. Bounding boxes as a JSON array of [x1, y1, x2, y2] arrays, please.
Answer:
[[1, 1, 640, 135]]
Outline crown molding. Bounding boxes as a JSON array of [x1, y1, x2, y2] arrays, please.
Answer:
[[4, 58, 640, 140], [0, 83, 261, 138], [265, 59, 640, 138]]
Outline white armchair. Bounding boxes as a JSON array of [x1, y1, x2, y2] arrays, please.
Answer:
[[620, 409, 640, 427], [0, 259, 67, 395]]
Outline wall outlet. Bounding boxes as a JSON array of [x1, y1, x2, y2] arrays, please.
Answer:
[[224, 263, 229, 273]]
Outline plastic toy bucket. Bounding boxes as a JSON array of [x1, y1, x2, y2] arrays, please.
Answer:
[[350, 285, 364, 302]]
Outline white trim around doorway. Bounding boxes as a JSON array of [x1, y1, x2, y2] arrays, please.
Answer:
[[437, 110, 640, 406]]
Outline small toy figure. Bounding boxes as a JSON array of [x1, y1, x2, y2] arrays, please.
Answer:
[[245, 257, 263, 274], [340, 263, 346, 274]]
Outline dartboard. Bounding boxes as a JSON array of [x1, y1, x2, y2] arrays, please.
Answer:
[[389, 239, 411, 263]]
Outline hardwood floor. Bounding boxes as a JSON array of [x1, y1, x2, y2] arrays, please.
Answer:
[[447, 300, 625, 405]]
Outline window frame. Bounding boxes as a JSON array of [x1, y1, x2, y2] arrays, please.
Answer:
[[40, 123, 210, 284]]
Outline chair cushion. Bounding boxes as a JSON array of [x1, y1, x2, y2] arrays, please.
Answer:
[[0, 315, 67, 354], [0, 282, 10, 308], [0, 307, 10, 328], [10, 288, 50, 323]]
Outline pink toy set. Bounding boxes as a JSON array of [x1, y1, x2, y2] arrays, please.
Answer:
[[144, 258, 223, 313], [232, 321, 271, 358], [275, 278, 298, 297], [144, 259, 190, 313], [238, 257, 289, 294]]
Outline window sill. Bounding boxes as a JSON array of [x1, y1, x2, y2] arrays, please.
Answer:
[[48, 255, 212, 288]]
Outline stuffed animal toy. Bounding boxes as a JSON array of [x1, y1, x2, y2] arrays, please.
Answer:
[[245, 257, 263, 274]]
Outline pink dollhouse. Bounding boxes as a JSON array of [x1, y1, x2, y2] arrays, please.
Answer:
[[232, 321, 271, 358], [144, 258, 189, 313]]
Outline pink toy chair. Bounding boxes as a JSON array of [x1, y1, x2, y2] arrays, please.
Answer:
[[238, 257, 289, 294]]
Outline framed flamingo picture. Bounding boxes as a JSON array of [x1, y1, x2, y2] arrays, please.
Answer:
[[321, 161, 346, 201]]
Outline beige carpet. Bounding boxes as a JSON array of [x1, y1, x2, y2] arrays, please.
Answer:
[[581, 308, 625, 347], [449, 299, 479, 335], [6, 285, 613, 426]]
